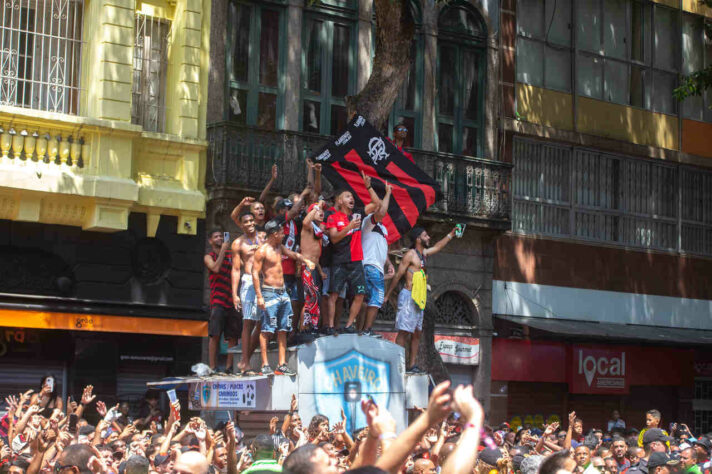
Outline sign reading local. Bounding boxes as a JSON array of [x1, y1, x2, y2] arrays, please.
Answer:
[[188, 380, 256, 410], [569, 345, 628, 394], [434, 336, 480, 365]]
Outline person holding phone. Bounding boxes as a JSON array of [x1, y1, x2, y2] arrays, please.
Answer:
[[30, 375, 63, 417], [204, 228, 241, 374]]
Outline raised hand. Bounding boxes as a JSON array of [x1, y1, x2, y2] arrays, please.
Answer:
[[19, 389, 33, 405], [290, 394, 298, 413], [269, 416, 279, 434], [361, 170, 372, 189], [568, 411, 576, 426], [96, 401, 107, 417], [426, 380, 453, 426], [271, 164, 278, 181], [81, 385, 97, 406], [544, 421, 560, 435], [4, 395, 18, 413], [225, 421, 236, 448], [451, 385, 483, 425]]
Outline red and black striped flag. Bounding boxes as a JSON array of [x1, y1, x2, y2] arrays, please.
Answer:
[[311, 115, 442, 244]]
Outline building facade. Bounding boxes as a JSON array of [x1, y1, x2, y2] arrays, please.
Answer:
[[0, 0, 211, 408], [206, 0, 509, 410], [493, 0, 712, 432]]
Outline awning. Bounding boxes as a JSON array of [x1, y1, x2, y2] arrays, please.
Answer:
[[495, 314, 712, 345], [0, 308, 207, 337]]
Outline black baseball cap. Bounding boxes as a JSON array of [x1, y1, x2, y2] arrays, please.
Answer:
[[264, 219, 282, 236], [693, 437, 712, 452], [643, 428, 673, 445], [275, 198, 293, 213], [647, 452, 672, 470]]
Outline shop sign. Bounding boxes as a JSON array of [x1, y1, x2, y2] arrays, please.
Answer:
[[434, 336, 480, 365], [570, 345, 628, 394], [188, 380, 256, 410]]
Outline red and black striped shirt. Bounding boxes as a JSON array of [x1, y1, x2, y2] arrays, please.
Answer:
[[208, 251, 232, 308]]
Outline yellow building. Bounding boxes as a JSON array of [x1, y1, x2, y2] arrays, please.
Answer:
[[0, 0, 210, 235], [0, 0, 212, 399]]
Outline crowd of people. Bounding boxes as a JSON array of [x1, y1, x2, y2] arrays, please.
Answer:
[[2, 375, 712, 474], [205, 143, 459, 376]]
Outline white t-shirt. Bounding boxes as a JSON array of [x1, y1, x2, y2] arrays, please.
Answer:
[[361, 213, 388, 273]]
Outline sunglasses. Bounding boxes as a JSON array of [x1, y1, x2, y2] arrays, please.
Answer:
[[396, 127, 408, 132]]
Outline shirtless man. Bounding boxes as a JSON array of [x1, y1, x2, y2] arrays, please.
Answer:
[[384, 226, 457, 373], [231, 211, 263, 375], [252, 219, 314, 376], [300, 201, 328, 334]]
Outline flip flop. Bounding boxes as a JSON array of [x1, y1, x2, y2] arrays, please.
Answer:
[[243, 369, 259, 377]]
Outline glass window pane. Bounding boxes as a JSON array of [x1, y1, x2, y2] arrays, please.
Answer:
[[682, 14, 703, 75], [604, 60, 628, 104], [654, 7, 677, 71], [439, 6, 483, 37], [230, 3, 251, 83], [545, 0, 571, 46], [631, 1, 651, 64], [332, 24, 351, 97], [438, 45, 456, 116], [397, 42, 417, 111], [462, 50, 479, 121], [516, 38, 544, 87], [437, 123, 453, 153], [545, 46, 571, 92], [604, 0, 627, 60], [577, 54, 602, 99], [304, 20, 323, 93], [229, 88, 247, 124], [630, 65, 650, 109], [259, 9, 280, 87], [462, 127, 478, 156], [330, 105, 347, 135], [257, 93, 277, 129], [577, 0, 601, 52], [517, 0, 544, 39], [652, 71, 676, 114], [303, 101, 320, 133]]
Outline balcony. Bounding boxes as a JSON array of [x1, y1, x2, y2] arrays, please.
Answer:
[[207, 122, 511, 229]]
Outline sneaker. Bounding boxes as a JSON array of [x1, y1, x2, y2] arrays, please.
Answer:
[[323, 327, 335, 336], [275, 364, 296, 376], [360, 328, 373, 337], [342, 325, 357, 334], [406, 366, 425, 374], [224, 367, 234, 375], [260, 365, 274, 376]]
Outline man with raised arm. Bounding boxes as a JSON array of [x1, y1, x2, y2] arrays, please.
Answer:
[[252, 218, 314, 376], [324, 172, 379, 335], [385, 225, 457, 373], [231, 211, 263, 376], [300, 200, 328, 335]]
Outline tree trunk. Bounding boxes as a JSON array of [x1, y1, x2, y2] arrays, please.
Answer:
[[346, 0, 416, 129]]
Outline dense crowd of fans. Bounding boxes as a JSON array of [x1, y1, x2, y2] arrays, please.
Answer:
[[2, 376, 712, 474]]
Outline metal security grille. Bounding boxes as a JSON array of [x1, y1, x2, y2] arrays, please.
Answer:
[[0, 0, 83, 114], [513, 137, 712, 256], [132, 13, 170, 132]]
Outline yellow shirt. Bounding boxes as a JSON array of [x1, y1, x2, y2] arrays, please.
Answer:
[[411, 270, 427, 310]]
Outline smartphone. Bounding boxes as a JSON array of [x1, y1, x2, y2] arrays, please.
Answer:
[[352, 213, 361, 221], [46, 377, 54, 392], [455, 223, 466, 238], [68, 413, 78, 432], [224, 232, 230, 243]]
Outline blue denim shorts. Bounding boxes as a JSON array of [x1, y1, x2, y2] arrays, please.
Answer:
[[364, 264, 385, 308], [260, 287, 293, 334], [284, 274, 303, 302]]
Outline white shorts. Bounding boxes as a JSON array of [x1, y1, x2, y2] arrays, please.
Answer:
[[240, 274, 259, 321], [395, 288, 423, 333]]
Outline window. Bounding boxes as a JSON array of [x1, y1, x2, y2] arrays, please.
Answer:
[[384, 37, 423, 148], [0, 0, 84, 114], [227, 2, 284, 129], [132, 13, 170, 132], [301, 11, 356, 136], [681, 14, 712, 123], [513, 137, 699, 254], [574, 0, 677, 114], [436, 3, 486, 157], [516, 0, 572, 92]]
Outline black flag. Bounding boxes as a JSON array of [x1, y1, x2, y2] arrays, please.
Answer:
[[311, 115, 442, 243]]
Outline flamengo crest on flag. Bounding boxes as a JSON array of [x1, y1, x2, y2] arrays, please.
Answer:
[[311, 115, 443, 244]]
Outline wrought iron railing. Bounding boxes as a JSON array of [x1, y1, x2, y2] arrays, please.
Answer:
[[207, 122, 511, 227]]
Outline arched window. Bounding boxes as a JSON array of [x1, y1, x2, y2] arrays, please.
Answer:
[[301, 2, 358, 136], [434, 291, 476, 326], [436, 3, 486, 157]]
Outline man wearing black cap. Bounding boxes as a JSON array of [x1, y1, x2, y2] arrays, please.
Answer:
[[692, 438, 711, 472], [628, 429, 673, 474], [252, 218, 314, 376], [647, 452, 675, 474], [384, 225, 457, 373]]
